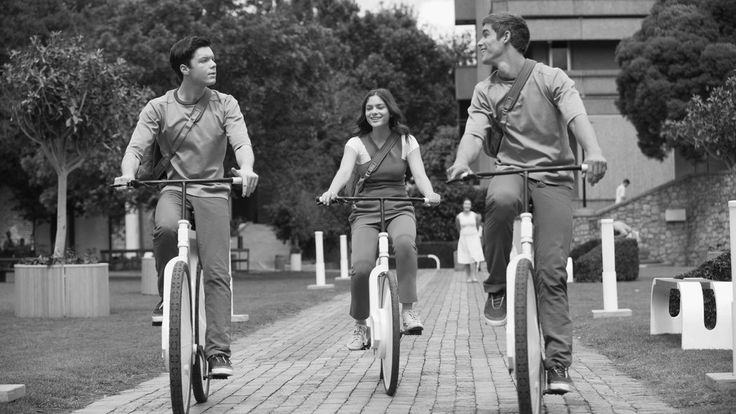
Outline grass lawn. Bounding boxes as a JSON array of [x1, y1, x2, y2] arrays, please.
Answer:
[[568, 265, 736, 414], [0, 270, 349, 413]]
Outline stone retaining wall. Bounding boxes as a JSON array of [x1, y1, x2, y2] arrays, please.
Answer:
[[573, 172, 735, 266]]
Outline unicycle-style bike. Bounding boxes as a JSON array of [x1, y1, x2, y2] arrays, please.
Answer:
[[449, 164, 587, 414], [318, 195, 429, 396], [116, 176, 242, 414]]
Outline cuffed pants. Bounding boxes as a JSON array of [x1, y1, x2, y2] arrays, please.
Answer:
[[154, 190, 232, 358], [349, 214, 418, 320], [483, 175, 573, 369]]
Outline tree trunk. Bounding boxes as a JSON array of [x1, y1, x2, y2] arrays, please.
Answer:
[[53, 169, 68, 258]]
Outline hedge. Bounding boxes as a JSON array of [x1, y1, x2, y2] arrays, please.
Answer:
[[573, 238, 639, 282], [671, 251, 731, 329]]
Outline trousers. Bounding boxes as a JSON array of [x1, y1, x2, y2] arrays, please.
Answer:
[[154, 190, 232, 358], [349, 214, 418, 320], [482, 174, 574, 368]]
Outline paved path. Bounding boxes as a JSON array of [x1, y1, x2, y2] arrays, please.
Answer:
[[76, 269, 676, 413]]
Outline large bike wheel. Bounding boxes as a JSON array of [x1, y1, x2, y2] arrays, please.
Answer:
[[514, 259, 544, 414], [378, 271, 400, 396], [169, 262, 193, 414], [191, 267, 210, 403]]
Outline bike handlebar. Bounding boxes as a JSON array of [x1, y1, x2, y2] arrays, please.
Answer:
[[446, 164, 588, 184], [112, 177, 243, 188]]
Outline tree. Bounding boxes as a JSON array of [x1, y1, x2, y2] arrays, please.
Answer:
[[412, 126, 484, 242], [662, 75, 736, 169], [615, 0, 736, 161], [2, 34, 152, 257]]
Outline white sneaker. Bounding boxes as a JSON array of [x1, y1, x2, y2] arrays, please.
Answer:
[[346, 324, 370, 351], [402, 309, 424, 335]]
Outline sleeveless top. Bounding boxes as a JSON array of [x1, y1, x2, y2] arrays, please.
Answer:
[[349, 134, 415, 225]]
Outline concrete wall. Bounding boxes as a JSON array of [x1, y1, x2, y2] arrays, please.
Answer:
[[573, 172, 736, 266]]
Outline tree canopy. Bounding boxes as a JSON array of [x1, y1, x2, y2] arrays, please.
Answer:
[[0, 0, 463, 251], [615, 0, 736, 160], [2, 34, 152, 257], [662, 75, 736, 169]]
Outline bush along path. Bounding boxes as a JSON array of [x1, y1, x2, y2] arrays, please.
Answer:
[[571, 238, 640, 282], [670, 251, 732, 329]]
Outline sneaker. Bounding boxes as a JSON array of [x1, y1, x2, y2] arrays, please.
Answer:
[[546, 366, 573, 395], [484, 291, 506, 326], [208, 354, 233, 378], [152, 299, 163, 326], [346, 324, 370, 351], [402, 309, 424, 335]]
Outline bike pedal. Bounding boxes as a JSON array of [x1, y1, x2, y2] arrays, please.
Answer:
[[151, 321, 162, 327], [401, 328, 423, 336], [208, 373, 230, 380]]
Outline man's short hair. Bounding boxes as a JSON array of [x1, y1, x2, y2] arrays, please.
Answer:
[[170, 36, 211, 82], [623, 179, 630, 185], [481, 12, 530, 54]]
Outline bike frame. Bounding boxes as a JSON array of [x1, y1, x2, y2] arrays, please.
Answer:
[[160, 182, 201, 364], [123, 178, 242, 367], [449, 165, 587, 371], [320, 196, 427, 355]]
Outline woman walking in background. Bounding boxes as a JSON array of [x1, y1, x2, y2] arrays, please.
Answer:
[[456, 198, 484, 283]]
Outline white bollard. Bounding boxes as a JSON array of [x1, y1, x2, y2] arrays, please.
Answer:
[[308, 231, 334, 290], [229, 240, 249, 322], [592, 218, 632, 318], [706, 200, 736, 390], [335, 234, 351, 281], [566, 257, 573, 283]]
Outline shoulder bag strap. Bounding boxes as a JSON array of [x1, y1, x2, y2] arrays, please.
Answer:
[[153, 88, 212, 178], [362, 132, 401, 180], [498, 58, 537, 118]]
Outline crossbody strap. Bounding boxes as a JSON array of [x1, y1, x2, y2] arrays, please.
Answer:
[[498, 58, 537, 118], [153, 88, 212, 178], [361, 132, 401, 180], [168, 88, 212, 155]]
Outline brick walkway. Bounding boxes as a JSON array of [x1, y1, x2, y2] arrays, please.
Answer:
[[75, 269, 676, 413]]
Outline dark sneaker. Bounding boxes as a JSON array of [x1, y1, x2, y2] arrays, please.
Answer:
[[546, 366, 573, 395], [208, 354, 233, 378], [152, 299, 163, 326], [484, 291, 506, 326]]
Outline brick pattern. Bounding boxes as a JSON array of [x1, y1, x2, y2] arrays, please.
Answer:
[[75, 269, 675, 413]]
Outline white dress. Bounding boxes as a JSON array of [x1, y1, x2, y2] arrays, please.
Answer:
[[456, 212, 484, 264]]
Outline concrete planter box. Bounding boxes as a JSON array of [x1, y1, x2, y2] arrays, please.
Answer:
[[14, 263, 110, 318]]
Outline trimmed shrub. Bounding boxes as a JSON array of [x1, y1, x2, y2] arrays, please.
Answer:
[[418, 241, 457, 269], [574, 238, 639, 282], [570, 239, 601, 262], [675, 251, 731, 281], [672, 251, 731, 330]]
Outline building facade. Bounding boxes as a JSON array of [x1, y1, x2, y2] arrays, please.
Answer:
[[454, 0, 676, 209]]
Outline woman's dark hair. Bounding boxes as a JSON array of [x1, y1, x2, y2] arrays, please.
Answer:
[[355, 88, 410, 136], [170, 36, 211, 82]]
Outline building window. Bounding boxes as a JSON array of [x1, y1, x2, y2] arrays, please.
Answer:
[[569, 41, 619, 70], [526, 42, 549, 65], [550, 41, 569, 70]]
